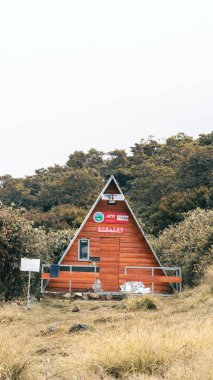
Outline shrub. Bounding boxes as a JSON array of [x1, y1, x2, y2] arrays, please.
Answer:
[[152, 208, 213, 286], [0, 205, 72, 300], [121, 296, 157, 311]]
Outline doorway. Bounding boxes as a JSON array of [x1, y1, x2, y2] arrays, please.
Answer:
[[100, 237, 119, 291]]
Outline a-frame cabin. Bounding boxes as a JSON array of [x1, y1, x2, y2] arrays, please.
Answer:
[[44, 176, 181, 294]]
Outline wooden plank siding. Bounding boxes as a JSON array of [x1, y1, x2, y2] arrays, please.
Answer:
[[100, 237, 119, 291], [46, 180, 173, 293]]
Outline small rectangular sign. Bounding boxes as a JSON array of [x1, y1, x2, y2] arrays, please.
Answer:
[[97, 226, 124, 234], [101, 194, 112, 200], [101, 194, 124, 201], [117, 214, 129, 222], [21, 258, 40, 272], [105, 212, 129, 224], [113, 194, 124, 201]]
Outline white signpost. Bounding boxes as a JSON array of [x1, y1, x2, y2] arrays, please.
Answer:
[[21, 258, 40, 309]]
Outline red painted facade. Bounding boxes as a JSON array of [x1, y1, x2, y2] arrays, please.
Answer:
[[45, 177, 178, 293]]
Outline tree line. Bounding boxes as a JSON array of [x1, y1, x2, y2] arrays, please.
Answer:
[[0, 132, 212, 235], [0, 131, 212, 299]]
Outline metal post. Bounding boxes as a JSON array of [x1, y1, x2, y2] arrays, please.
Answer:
[[69, 266, 72, 294], [94, 263, 98, 280], [27, 271, 31, 310], [151, 268, 154, 294], [40, 264, 44, 293]]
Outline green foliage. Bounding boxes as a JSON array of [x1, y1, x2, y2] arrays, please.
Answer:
[[178, 145, 213, 190], [0, 205, 73, 300], [152, 209, 213, 286], [101, 149, 133, 186], [66, 149, 104, 170], [35, 168, 103, 211], [25, 204, 85, 230], [0, 133, 212, 235], [0, 175, 33, 209], [127, 133, 212, 234], [156, 187, 211, 230], [198, 131, 213, 146], [128, 162, 177, 233]]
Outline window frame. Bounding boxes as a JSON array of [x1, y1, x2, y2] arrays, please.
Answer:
[[78, 238, 90, 261]]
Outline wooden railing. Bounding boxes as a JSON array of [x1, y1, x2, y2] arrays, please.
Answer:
[[41, 264, 182, 294], [41, 264, 99, 293], [124, 266, 182, 293]]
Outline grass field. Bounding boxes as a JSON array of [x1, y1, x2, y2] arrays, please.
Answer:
[[0, 270, 213, 380]]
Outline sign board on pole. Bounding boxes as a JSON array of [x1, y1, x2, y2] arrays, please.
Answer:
[[21, 258, 40, 272], [20, 258, 40, 310]]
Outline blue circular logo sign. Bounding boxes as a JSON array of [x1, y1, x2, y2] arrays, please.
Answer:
[[93, 212, 104, 223]]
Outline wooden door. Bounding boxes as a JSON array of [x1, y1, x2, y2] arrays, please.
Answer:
[[100, 237, 119, 291]]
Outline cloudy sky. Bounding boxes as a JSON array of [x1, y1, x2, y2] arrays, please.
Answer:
[[0, 0, 212, 177]]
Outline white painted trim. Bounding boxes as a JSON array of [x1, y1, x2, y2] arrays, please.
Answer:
[[78, 238, 90, 261]]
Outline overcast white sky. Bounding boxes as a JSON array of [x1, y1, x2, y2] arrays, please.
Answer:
[[0, 1, 213, 177]]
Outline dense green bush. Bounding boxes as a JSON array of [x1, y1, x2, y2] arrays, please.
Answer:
[[152, 209, 213, 286], [0, 205, 73, 300]]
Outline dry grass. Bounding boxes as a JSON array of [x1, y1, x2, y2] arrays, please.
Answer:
[[0, 269, 213, 379], [119, 295, 158, 311]]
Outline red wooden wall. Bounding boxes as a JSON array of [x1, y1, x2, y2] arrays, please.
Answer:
[[46, 181, 172, 293]]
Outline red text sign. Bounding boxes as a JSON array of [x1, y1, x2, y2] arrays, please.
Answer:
[[97, 226, 124, 233]]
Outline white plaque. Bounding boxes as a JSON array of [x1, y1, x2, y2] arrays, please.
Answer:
[[21, 258, 40, 272], [113, 194, 124, 201], [101, 194, 112, 200]]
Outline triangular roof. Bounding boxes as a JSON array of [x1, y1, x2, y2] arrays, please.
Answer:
[[58, 175, 163, 268]]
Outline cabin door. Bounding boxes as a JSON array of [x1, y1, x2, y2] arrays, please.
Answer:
[[100, 237, 119, 291]]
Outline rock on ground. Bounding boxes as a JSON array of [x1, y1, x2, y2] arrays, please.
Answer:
[[69, 323, 89, 333]]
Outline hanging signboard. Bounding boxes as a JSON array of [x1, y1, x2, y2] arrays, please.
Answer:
[[101, 194, 112, 200], [93, 211, 129, 224], [101, 194, 124, 201], [21, 258, 40, 272], [105, 212, 128, 223], [113, 194, 124, 201], [97, 226, 124, 233]]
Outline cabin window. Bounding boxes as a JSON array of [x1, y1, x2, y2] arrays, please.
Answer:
[[78, 239, 90, 260]]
